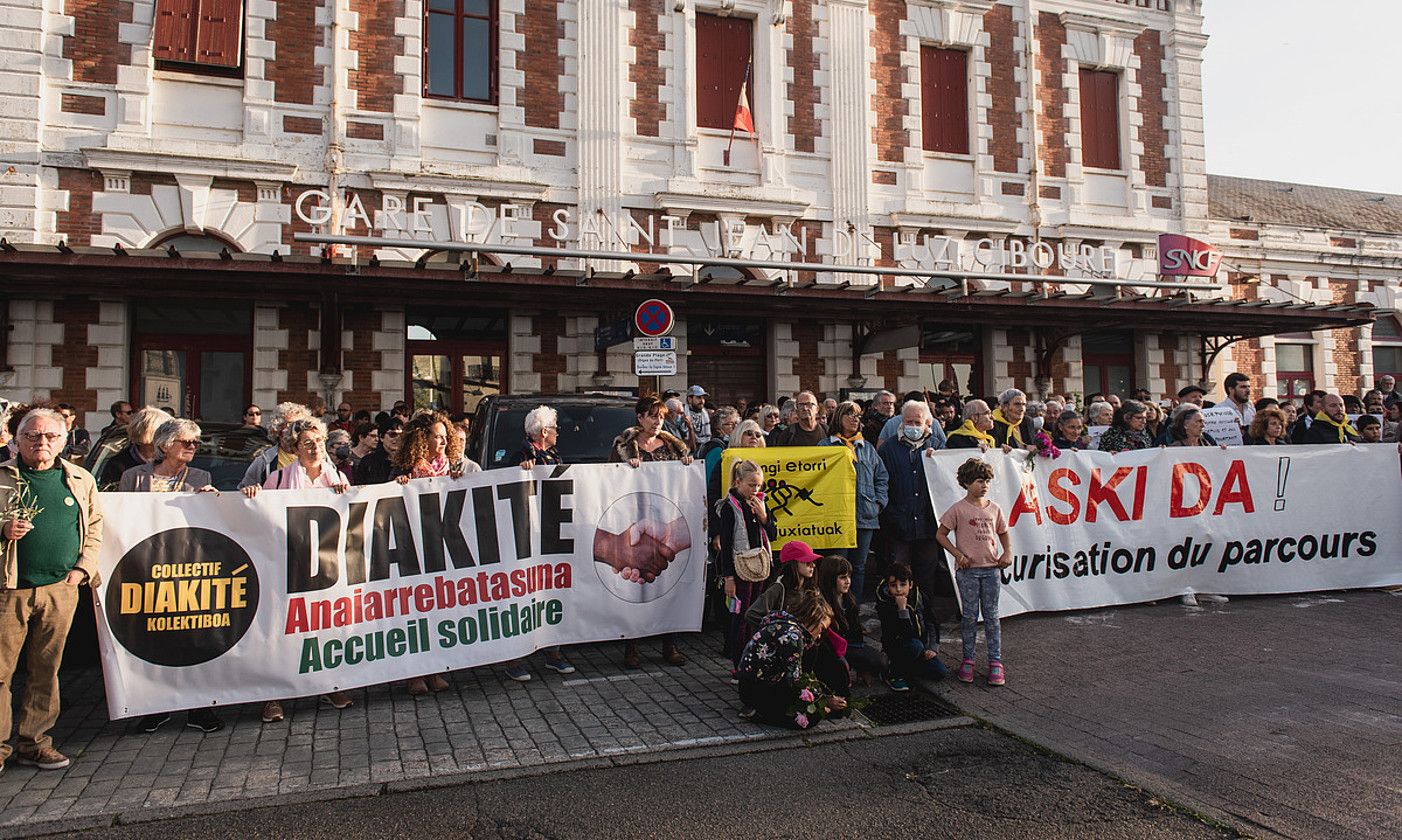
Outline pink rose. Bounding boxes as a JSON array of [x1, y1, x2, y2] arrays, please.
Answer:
[[798, 688, 815, 703], [794, 713, 810, 729]]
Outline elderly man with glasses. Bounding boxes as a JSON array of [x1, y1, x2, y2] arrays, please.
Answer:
[[0, 408, 104, 772], [773, 391, 828, 446]]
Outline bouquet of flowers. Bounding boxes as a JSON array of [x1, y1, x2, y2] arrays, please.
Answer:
[[786, 672, 837, 730], [783, 670, 872, 728], [1024, 430, 1062, 474]]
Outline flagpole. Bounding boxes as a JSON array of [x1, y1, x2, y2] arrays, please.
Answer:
[[724, 59, 753, 167]]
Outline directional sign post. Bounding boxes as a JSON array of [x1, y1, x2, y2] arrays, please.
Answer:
[[634, 351, 678, 376]]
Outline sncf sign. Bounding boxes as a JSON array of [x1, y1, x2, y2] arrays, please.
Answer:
[[1158, 234, 1222, 278]]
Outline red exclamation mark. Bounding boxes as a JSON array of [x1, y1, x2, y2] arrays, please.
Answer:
[[1274, 456, 1290, 511]]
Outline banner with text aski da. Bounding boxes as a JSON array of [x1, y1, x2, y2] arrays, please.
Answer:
[[923, 446, 1402, 618], [94, 463, 706, 718]]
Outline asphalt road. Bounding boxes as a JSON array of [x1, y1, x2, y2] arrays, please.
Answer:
[[71, 726, 1235, 840]]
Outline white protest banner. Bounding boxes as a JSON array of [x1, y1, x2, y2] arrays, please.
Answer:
[[1199, 403, 1245, 445], [93, 463, 706, 718], [924, 446, 1402, 618]]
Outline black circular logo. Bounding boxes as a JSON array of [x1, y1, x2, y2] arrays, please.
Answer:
[[104, 528, 260, 667]]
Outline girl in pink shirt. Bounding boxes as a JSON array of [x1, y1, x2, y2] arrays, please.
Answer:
[[937, 458, 1012, 687]]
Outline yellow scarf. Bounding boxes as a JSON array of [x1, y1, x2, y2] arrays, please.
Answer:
[[990, 408, 1024, 445], [947, 420, 996, 447], [1313, 411, 1358, 443], [834, 431, 863, 462]]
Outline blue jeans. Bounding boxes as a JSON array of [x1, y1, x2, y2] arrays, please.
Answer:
[[956, 567, 1002, 662], [845, 528, 876, 603], [889, 638, 947, 681]]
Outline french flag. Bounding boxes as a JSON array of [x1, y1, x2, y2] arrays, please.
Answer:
[[732, 59, 754, 134]]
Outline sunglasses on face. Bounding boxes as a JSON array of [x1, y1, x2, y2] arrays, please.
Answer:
[[246, 410, 261, 417]]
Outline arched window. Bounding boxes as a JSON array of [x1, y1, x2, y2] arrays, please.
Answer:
[[150, 232, 241, 253]]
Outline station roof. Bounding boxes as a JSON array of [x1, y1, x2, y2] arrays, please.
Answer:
[[1209, 175, 1402, 235], [0, 242, 1379, 340]]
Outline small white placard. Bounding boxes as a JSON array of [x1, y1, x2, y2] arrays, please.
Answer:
[[633, 351, 677, 376]]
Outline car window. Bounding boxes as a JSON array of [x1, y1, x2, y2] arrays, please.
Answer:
[[484, 404, 637, 468], [88, 428, 272, 492]]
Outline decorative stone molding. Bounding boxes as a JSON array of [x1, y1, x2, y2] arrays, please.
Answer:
[[1060, 13, 1144, 71], [907, 0, 995, 49]]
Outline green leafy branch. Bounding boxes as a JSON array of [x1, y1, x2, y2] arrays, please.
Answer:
[[4, 479, 44, 523]]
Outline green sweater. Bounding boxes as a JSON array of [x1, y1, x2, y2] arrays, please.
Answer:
[[16, 464, 82, 587]]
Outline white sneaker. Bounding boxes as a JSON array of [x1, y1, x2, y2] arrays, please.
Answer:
[[1180, 593, 1199, 606], [1197, 594, 1229, 604]]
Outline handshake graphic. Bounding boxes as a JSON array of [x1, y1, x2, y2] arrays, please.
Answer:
[[592, 516, 692, 584]]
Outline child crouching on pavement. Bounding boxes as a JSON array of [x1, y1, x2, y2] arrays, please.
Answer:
[[936, 458, 1011, 687], [875, 561, 947, 691]]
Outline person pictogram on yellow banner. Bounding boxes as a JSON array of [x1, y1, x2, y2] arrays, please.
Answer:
[[722, 447, 856, 551]]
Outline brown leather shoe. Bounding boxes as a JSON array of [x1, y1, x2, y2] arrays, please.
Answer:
[[406, 677, 429, 696], [14, 746, 69, 771], [661, 643, 687, 666], [623, 642, 642, 668], [427, 674, 450, 692], [320, 691, 353, 710], [261, 700, 285, 723]]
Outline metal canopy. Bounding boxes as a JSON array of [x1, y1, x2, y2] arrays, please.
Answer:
[[0, 242, 1378, 340]]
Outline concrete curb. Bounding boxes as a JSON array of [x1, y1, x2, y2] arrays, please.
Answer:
[[16, 714, 976, 837]]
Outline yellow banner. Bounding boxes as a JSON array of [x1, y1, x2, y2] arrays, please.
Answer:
[[721, 446, 857, 550]]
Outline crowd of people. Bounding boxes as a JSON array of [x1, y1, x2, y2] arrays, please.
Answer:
[[0, 369, 1396, 769]]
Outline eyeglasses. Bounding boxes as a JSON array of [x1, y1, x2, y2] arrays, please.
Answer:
[[385, 430, 403, 437], [172, 439, 199, 448], [21, 432, 64, 443], [245, 410, 261, 417], [298, 438, 324, 449]]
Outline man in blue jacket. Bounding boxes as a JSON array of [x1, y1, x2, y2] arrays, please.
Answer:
[[877, 400, 950, 646]]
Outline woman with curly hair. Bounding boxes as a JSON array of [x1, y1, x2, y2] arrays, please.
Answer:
[[391, 411, 476, 695], [392, 410, 473, 484]]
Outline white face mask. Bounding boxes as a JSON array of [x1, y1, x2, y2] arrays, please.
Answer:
[[1031, 416, 1045, 431], [902, 424, 924, 441]]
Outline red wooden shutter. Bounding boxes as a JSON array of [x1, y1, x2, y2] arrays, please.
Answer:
[[153, 0, 197, 63], [1079, 68, 1121, 169], [921, 46, 968, 154], [695, 14, 753, 131], [195, 0, 244, 67]]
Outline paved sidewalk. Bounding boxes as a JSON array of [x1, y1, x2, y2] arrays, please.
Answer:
[[0, 633, 867, 835], [933, 590, 1402, 840]]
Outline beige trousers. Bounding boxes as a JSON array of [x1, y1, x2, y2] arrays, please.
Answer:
[[0, 581, 79, 761]]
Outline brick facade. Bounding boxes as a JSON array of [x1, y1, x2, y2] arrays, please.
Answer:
[[63, 0, 129, 85], [49, 299, 101, 413], [1134, 29, 1169, 188], [1035, 12, 1068, 178], [341, 308, 384, 411], [276, 303, 318, 404], [534, 314, 568, 393], [870, 0, 908, 164], [792, 322, 825, 393], [268, 0, 321, 105], [786, 0, 820, 154], [628, 0, 664, 137], [985, 4, 1023, 174], [56, 169, 101, 246], [522, 0, 564, 129], [349, 0, 403, 113]]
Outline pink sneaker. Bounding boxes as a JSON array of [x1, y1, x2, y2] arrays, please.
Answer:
[[956, 659, 975, 683], [987, 660, 1006, 687]]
